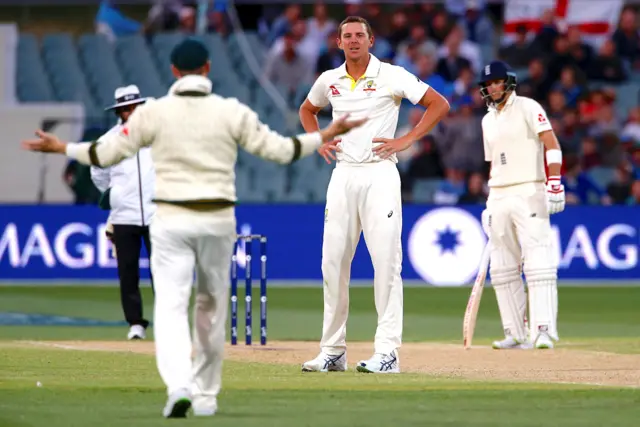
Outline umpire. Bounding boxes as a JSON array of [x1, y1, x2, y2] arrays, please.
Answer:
[[91, 85, 156, 340]]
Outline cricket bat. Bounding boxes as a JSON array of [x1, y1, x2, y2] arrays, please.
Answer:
[[462, 240, 491, 350]]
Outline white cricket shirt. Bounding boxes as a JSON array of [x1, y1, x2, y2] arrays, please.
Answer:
[[307, 54, 430, 164], [481, 92, 552, 188]]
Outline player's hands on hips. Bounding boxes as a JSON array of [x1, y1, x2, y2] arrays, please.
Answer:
[[317, 138, 341, 164], [546, 176, 565, 214], [21, 130, 66, 154], [371, 137, 413, 159]]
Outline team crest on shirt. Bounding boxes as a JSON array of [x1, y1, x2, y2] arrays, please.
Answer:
[[363, 80, 376, 93], [538, 113, 547, 123]]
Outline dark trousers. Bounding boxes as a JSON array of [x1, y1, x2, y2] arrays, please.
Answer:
[[112, 224, 154, 328]]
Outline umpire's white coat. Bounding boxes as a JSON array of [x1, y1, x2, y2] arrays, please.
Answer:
[[65, 75, 327, 413], [90, 122, 156, 226]]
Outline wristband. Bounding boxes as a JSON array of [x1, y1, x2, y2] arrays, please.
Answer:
[[546, 149, 562, 165]]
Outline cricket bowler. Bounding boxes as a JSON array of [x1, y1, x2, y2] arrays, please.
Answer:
[[21, 39, 367, 418], [478, 61, 565, 350], [299, 16, 450, 373]]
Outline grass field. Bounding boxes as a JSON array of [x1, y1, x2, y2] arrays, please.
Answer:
[[1, 285, 639, 426]]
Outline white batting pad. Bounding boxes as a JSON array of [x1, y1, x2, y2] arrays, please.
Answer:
[[492, 278, 528, 341], [527, 280, 559, 341]]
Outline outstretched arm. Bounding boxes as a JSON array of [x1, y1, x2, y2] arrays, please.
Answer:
[[22, 103, 155, 168]]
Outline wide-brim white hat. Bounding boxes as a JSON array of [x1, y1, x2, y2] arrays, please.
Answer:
[[105, 85, 149, 111]]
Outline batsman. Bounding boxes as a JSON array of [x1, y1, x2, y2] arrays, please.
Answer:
[[478, 61, 565, 350]]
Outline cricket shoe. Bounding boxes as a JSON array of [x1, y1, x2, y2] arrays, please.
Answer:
[[193, 399, 217, 417], [301, 351, 347, 372], [534, 332, 554, 349], [356, 350, 400, 374], [492, 336, 533, 350], [162, 389, 192, 418], [127, 324, 146, 340]]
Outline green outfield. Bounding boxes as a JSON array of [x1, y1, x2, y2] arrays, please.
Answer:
[[0, 285, 639, 426]]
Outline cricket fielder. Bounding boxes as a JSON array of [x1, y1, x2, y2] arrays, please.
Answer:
[[22, 39, 366, 418], [299, 16, 450, 373], [478, 61, 565, 350]]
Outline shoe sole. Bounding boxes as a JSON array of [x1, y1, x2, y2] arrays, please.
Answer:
[[301, 365, 347, 373], [356, 365, 399, 374], [535, 343, 553, 349], [164, 398, 192, 418]]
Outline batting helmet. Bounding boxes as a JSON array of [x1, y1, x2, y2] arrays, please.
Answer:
[[478, 61, 517, 107]]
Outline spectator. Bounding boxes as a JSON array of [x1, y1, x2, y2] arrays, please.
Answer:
[[458, 172, 488, 204], [430, 10, 453, 44], [267, 4, 301, 46], [621, 107, 640, 145], [435, 36, 472, 82], [458, 0, 494, 45], [558, 108, 585, 153], [587, 39, 627, 83], [396, 24, 438, 59], [315, 30, 344, 75], [498, 25, 535, 68], [445, 0, 487, 19], [546, 89, 567, 119], [628, 144, 640, 179], [607, 162, 633, 204], [63, 160, 101, 205], [626, 180, 640, 205], [307, 2, 337, 54], [532, 8, 559, 53], [263, 31, 313, 93], [612, 7, 640, 69], [415, 53, 452, 97], [406, 136, 445, 186], [387, 10, 410, 48], [271, 20, 318, 66], [437, 24, 481, 73], [363, 3, 390, 38], [177, 6, 196, 34], [589, 104, 622, 139], [553, 66, 583, 108], [561, 154, 608, 205], [519, 58, 551, 102], [547, 35, 577, 83], [599, 132, 625, 168], [393, 41, 420, 75], [566, 27, 593, 70], [580, 136, 602, 170], [207, 10, 230, 37], [144, 0, 182, 34], [433, 167, 466, 204], [452, 65, 475, 98], [434, 98, 484, 173]]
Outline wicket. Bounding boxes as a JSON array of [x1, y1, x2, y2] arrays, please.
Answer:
[[230, 234, 267, 346]]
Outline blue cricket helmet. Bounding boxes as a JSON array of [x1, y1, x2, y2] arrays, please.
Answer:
[[478, 61, 517, 107]]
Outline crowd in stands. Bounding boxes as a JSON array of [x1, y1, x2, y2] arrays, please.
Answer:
[[91, 1, 640, 206]]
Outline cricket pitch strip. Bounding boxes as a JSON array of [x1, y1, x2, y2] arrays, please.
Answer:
[[17, 340, 640, 388]]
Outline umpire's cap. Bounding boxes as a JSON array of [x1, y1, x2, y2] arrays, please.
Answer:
[[170, 38, 210, 71], [478, 60, 517, 88]]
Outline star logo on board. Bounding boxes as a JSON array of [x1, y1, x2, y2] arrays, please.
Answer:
[[435, 226, 460, 255]]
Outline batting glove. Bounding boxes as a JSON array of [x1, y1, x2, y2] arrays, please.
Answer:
[[546, 176, 565, 215]]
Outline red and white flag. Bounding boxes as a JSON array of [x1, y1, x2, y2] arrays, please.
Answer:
[[503, 0, 625, 46]]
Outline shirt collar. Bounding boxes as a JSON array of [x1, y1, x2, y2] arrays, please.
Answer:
[[488, 91, 517, 113], [338, 54, 382, 80], [169, 75, 213, 96]]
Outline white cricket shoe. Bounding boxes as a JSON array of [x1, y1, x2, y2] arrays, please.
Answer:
[[127, 324, 146, 340], [534, 332, 554, 349], [162, 389, 192, 418], [356, 350, 400, 374], [192, 396, 218, 417], [301, 352, 347, 372], [492, 336, 533, 350]]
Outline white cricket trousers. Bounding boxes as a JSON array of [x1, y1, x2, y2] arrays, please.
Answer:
[[150, 204, 236, 410], [321, 160, 403, 355]]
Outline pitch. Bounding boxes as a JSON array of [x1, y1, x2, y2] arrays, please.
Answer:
[[1, 285, 638, 426]]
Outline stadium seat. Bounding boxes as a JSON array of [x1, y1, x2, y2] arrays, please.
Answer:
[[77, 34, 124, 109], [114, 35, 166, 98], [17, 34, 54, 102], [254, 163, 288, 200], [587, 166, 616, 190], [412, 179, 443, 203]]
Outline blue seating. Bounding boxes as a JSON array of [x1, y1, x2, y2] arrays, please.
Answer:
[[412, 179, 443, 203]]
